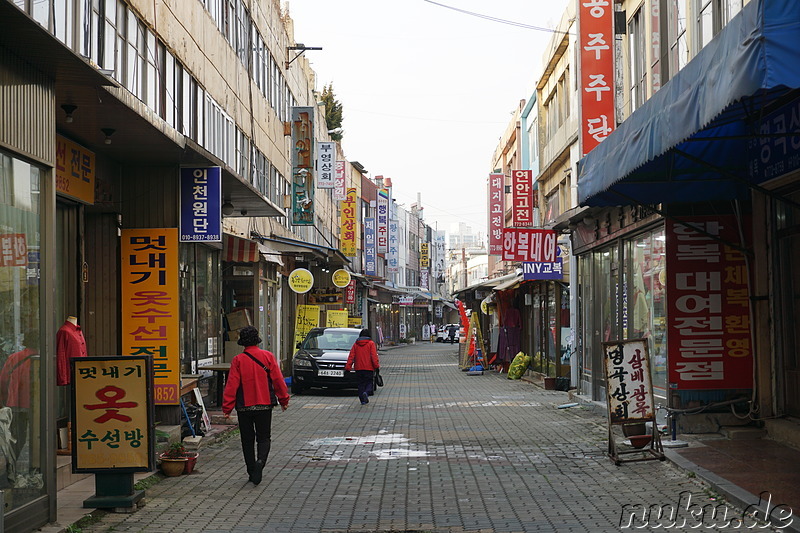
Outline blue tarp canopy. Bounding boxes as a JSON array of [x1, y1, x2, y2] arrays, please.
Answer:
[[578, 0, 800, 207]]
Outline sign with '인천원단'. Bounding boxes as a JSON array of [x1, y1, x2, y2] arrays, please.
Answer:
[[602, 339, 655, 424]]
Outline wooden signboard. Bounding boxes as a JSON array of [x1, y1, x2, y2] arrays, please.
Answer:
[[602, 339, 664, 465]]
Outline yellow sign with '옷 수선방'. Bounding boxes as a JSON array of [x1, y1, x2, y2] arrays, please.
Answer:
[[72, 356, 153, 472]]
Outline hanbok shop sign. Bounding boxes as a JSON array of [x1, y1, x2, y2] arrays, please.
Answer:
[[502, 229, 557, 262], [666, 216, 753, 390], [71, 356, 154, 472], [121, 228, 180, 406], [179, 167, 221, 242]]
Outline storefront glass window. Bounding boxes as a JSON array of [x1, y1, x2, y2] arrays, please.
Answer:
[[627, 229, 667, 400], [0, 151, 45, 509]]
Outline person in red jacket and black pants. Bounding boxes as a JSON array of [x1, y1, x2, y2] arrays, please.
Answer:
[[223, 326, 289, 485], [345, 329, 380, 405]]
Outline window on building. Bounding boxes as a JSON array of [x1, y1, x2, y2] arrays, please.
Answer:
[[628, 7, 646, 113], [696, 0, 742, 51], [668, 0, 688, 78]]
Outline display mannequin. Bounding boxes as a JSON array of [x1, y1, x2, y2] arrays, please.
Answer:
[[56, 316, 87, 386]]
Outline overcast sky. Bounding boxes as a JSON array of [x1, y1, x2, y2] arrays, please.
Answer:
[[287, 0, 570, 238]]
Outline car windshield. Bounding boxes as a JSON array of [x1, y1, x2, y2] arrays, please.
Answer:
[[301, 329, 360, 351]]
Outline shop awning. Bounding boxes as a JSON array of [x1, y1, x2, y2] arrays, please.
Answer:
[[578, 0, 800, 207], [223, 234, 259, 262], [493, 274, 523, 292]]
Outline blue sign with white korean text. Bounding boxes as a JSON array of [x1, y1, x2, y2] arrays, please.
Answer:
[[180, 167, 221, 242], [364, 217, 377, 276], [522, 257, 563, 280]]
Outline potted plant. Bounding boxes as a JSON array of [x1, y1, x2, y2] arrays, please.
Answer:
[[159, 442, 189, 477]]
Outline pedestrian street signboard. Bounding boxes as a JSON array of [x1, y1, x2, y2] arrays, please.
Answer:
[[71, 356, 154, 473], [602, 339, 664, 465]]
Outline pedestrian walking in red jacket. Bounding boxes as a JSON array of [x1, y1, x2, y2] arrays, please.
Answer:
[[345, 329, 380, 405], [223, 326, 289, 485]]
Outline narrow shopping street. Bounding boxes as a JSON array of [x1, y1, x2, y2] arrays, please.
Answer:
[[73, 344, 762, 533]]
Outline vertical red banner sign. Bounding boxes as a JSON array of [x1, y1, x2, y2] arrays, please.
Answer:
[[666, 216, 753, 390], [488, 173, 505, 255], [579, 0, 616, 156], [511, 170, 534, 227]]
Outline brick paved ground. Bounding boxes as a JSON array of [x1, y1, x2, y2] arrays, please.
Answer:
[[78, 344, 782, 532]]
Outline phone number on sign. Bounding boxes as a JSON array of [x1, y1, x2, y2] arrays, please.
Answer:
[[180, 234, 221, 241]]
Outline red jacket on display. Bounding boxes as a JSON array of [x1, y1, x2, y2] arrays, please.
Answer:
[[56, 321, 88, 386], [0, 347, 34, 408], [345, 338, 380, 372], [223, 347, 289, 415]]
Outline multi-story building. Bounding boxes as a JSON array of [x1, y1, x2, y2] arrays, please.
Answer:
[[574, 0, 800, 445], [0, 1, 363, 530]]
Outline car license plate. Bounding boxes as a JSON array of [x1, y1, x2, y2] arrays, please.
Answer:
[[318, 369, 344, 377]]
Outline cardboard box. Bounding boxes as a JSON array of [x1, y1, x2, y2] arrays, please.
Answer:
[[226, 308, 252, 331]]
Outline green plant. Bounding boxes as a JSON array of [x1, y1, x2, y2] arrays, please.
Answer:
[[162, 442, 188, 459], [133, 474, 162, 491]]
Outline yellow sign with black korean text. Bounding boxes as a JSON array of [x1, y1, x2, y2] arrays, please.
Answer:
[[121, 228, 180, 405], [72, 356, 154, 472], [56, 134, 95, 204], [294, 304, 320, 347], [326, 310, 348, 327]]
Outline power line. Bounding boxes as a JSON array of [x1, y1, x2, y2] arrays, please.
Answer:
[[423, 0, 573, 35]]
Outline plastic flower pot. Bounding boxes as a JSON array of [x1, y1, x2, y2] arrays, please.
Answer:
[[159, 456, 187, 477], [183, 452, 199, 474]]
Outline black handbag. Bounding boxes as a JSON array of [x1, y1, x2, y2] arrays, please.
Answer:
[[375, 369, 384, 387]]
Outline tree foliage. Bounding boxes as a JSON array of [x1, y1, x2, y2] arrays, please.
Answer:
[[320, 83, 343, 141]]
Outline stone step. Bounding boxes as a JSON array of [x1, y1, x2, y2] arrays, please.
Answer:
[[720, 426, 767, 440]]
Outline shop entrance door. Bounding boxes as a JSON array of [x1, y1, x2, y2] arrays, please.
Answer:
[[55, 202, 81, 427], [777, 192, 800, 417]]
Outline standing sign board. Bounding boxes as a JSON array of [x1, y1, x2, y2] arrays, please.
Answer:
[[602, 339, 664, 464], [180, 167, 221, 242], [71, 356, 154, 472], [294, 305, 320, 347], [121, 229, 180, 405]]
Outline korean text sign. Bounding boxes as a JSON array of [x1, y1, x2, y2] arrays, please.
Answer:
[[603, 339, 655, 424], [340, 188, 357, 257], [387, 219, 399, 273], [179, 167, 221, 242], [501, 229, 557, 262], [291, 106, 315, 225], [71, 356, 154, 472], [333, 160, 347, 201], [294, 305, 320, 347], [317, 142, 335, 188], [579, 0, 616, 155], [488, 173, 505, 255], [121, 228, 180, 405], [55, 134, 95, 204], [376, 188, 390, 254], [364, 217, 376, 276], [511, 170, 534, 227], [666, 217, 753, 390], [0, 233, 27, 267]]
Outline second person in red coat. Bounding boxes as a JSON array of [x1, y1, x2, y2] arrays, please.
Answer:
[[345, 329, 380, 405]]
